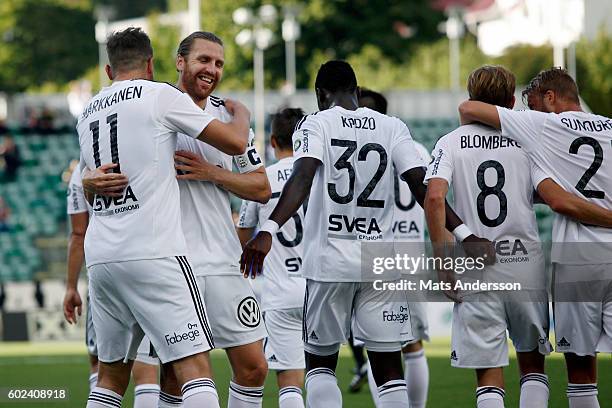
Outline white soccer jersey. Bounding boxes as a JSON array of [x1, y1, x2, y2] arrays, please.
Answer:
[[425, 124, 547, 288], [66, 167, 90, 215], [498, 108, 612, 264], [237, 156, 306, 311], [292, 106, 425, 282], [177, 95, 263, 276], [393, 142, 430, 241], [76, 80, 214, 267]]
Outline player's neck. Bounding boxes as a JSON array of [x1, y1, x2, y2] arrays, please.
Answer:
[[328, 94, 359, 111], [275, 149, 293, 160], [175, 81, 208, 109], [112, 70, 150, 82], [555, 102, 582, 114]]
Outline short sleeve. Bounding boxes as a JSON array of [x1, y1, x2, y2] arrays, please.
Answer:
[[292, 115, 324, 163], [67, 169, 88, 215], [236, 200, 259, 228], [530, 160, 552, 190], [156, 85, 215, 139], [391, 120, 426, 176], [424, 136, 454, 185], [233, 129, 264, 173], [415, 141, 431, 163], [497, 107, 548, 152]]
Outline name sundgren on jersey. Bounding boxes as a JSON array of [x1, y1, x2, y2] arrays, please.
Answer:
[[93, 185, 139, 216], [81, 86, 143, 120], [328, 214, 382, 240], [561, 117, 612, 133], [460, 134, 520, 150], [341, 116, 376, 130]]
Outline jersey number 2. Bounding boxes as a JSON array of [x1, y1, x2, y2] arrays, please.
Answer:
[[90, 113, 120, 172], [569, 137, 605, 199]]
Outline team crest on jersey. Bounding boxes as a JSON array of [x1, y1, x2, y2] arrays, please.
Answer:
[[293, 139, 302, 152], [237, 296, 261, 328]]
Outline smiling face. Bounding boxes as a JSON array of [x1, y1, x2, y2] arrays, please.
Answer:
[[177, 38, 225, 105]]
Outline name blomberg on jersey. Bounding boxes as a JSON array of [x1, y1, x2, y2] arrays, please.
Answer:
[[460, 134, 521, 150]]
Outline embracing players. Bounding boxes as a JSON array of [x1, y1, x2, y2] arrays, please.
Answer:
[[77, 27, 250, 408], [459, 67, 612, 408]]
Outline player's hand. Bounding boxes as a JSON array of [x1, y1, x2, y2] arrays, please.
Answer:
[[240, 231, 272, 279], [461, 234, 496, 265], [82, 163, 128, 197], [175, 150, 219, 182], [432, 243, 462, 303], [63, 287, 82, 324], [437, 267, 462, 303], [224, 98, 249, 117]]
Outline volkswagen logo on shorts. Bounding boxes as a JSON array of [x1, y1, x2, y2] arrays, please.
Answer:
[[237, 296, 261, 328]]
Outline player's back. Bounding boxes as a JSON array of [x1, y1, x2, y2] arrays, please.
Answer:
[[77, 80, 194, 266], [499, 109, 612, 264], [537, 112, 612, 255], [432, 124, 540, 242], [293, 106, 424, 282], [428, 123, 545, 288]]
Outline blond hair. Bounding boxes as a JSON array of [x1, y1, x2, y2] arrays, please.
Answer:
[[467, 65, 515, 108]]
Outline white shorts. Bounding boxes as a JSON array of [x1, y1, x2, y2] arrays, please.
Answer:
[[404, 302, 430, 344], [303, 279, 413, 353], [451, 292, 551, 369], [85, 295, 97, 356], [197, 274, 267, 349], [135, 336, 160, 366], [262, 308, 305, 371], [352, 301, 429, 348], [88, 256, 214, 364], [553, 263, 612, 356]]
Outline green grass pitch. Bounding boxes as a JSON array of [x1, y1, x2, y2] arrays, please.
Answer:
[[0, 341, 609, 407]]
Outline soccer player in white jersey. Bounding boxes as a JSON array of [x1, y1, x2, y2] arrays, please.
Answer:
[[63, 163, 161, 408], [359, 89, 431, 408], [241, 60, 481, 408], [156, 31, 270, 408], [236, 108, 307, 408], [459, 67, 612, 408], [76, 28, 250, 408]]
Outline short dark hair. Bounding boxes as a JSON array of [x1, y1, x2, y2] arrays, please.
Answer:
[[106, 27, 153, 73], [177, 31, 224, 58], [271, 108, 305, 150], [315, 60, 357, 93], [359, 88, 388, 114], [467, 65, 515, 108], [522, 67, 579, 104]]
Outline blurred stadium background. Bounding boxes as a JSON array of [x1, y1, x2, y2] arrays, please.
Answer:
[[0, 0, 610, 407]]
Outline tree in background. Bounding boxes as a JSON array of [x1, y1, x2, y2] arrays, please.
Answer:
[[0, 0, 97, 93], [577, 30, 612, 117]]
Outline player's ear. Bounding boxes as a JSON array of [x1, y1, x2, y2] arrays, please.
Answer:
[[270, 135, 278, 149], [509, 95, 516, 109], [176, 54, 184, 73], [105, 64, 114, 81]]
